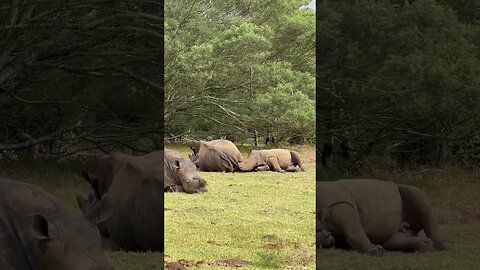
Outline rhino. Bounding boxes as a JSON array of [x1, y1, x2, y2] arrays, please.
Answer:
[[189, 139, 243, 172], [164, 148, 207, 193], [81, 150, 206, 198], [81, 151, 162, 200], [82, 160, 164, 251], [316, 179, 450, 255], [0, 178, 114, 270], [238, 149, 306, 173]]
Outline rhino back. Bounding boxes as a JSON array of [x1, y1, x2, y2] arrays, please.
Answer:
[[200, 147, 239, 171], [317, 179, 403, 243], [338, 179, 403, 241]]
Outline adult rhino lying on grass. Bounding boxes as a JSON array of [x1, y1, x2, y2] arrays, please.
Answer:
[[189, 139, 243, 172], [164, 148, 207, 193], [77, 150, 207, 251], [79, 150, 207, 200], [316, 179, 450, 255], [238, 149, 306, 173], [0, 178, 114, 270]]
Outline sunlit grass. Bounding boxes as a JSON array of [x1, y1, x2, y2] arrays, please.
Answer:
[[165, 144, 316, 269]]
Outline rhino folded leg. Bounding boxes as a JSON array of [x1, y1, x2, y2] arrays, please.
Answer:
[[267, 157, 285, 173], [285, 165, 301, 172], [255, 165, 270, 171], [329, 203, 383, 255], [383, 230, 434, 252]]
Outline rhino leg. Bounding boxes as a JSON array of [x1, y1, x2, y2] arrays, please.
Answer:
[[382, 230, 434, 252], [267, 157, 285, 173], [172, 185, 185, 192], [328, 203, 384, 255], [398, 185, 450, 250], [285, 165, 301, 172]]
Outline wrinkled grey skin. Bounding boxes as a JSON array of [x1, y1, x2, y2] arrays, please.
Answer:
[[81, 151, 164, 200], [165, 149, 207, 193], [0, 178, 114, 270], [81, 161, 164, 252], [317, 179, 450, 255], [189, 140, 243, 172], [238, 149, 306, 173]]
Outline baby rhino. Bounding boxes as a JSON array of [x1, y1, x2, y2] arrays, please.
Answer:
[[238, 149, 305, 173], [317, 179, 450, 255]]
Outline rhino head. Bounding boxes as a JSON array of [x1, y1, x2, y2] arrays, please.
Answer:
[[238, 150, 263, 172], [174, 159, 207, 193], [28, 212, 114, 270]]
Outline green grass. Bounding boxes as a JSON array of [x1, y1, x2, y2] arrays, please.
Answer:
[[165, 144, 316, 269], [317, 225, 480, 270], [2, 148, 479, 270]]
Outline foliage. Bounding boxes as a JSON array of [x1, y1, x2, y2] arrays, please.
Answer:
[[0, 0, 163, 159], [165, 0, 315, 144], [318, 0, 480, 167]]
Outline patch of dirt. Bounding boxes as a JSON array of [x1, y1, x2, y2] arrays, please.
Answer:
[[165, 258, 251, 268], [207, 239, 229, 246], [210, 259, 251, 267], [166, 262, 187, 270], [262, 241, 300, 249]]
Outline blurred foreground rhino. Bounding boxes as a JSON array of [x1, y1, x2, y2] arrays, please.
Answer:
[[316, 179, 450, 255], [0, 178, 114, 270], [78, 151, 163, 251]]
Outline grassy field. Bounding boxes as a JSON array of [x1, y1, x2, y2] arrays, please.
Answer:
[[318, 165, 480, 270], [2, 147, 478, 269], [164, 144, 316, 269]]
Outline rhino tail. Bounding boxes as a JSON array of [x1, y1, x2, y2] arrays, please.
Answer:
[[290, 151, 306, 171]]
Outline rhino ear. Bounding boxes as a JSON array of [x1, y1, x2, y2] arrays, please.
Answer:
[[29, 214, 59, 241], [85, 194, 113, 225], [174, 160, 182, 169]]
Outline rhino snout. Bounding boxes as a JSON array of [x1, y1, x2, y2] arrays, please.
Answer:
[[199, 178, 207, 188]]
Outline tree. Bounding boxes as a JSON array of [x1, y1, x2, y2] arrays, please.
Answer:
[[164, 0, 315, 144], [317, 0, 480, 167], [0, 0, 163, 159]]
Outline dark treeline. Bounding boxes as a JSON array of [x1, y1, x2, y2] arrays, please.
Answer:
[[0, 0, 163, 160], [317, 0, 480, 169]]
